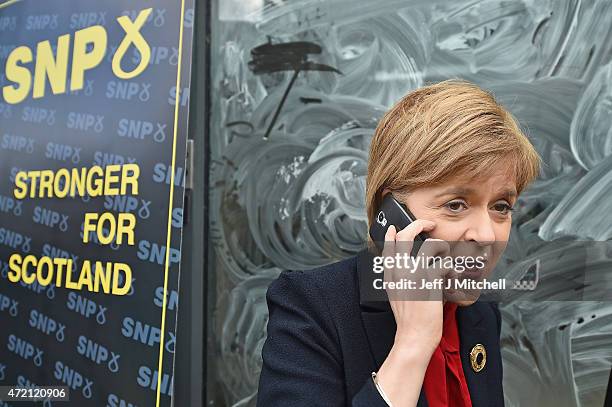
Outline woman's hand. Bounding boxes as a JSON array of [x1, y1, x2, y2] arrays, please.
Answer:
[[386, 222, 451, 353], [374, 221, 452, 407]]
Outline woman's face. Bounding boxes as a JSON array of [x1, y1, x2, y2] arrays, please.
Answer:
[[385, 162, 517, 305]]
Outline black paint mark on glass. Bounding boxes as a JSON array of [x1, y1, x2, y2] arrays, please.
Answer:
[[248, 38, 342, 140]]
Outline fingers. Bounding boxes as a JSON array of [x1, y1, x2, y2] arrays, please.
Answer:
[[381, 225, 397, 258], [395, 219, 436, 242], [395, 219, 436, 258], [418, 238, 451, 276], [381, 222, 448, 302], [419, 238, 452, 301], [382, 225, 397, 289]]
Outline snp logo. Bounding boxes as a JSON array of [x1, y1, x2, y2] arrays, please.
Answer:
[[29, 309, 66, 342], [117, 119, 166, 142], [132, 46, 178, 66], [45, 142, 81, 164], [69, 11, 107, 29], [184, 8, 194, 28], [138, 240, 180, 266], [0, 227, 32, 252], [7, 335, 44, 367], [93, 151, 136, 166], [1, 134, 35, 154], [169, 86, 189, 107], [121, 317, 175, 353], [42, 243, 79, 272], [106, 81, 151, 102], [54, 361, 93, 399], [121, 8, 166, 27], [104, 196, 151, 220], [0, 16, 17, 31], [25, 14, 59, 30], [67, 112, 104, 133], [0, 292, 18, 317], [77, 335, 121, 373], [137, 366, 173, 396], [66, 292, 107, 324], [0, 194, 23, 216], [22, 106, 56, 125], [33, 206, 70, 232]]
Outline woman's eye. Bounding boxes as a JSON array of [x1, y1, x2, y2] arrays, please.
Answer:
[[444, 200, 467, 212], [493, 202, 513, 214]]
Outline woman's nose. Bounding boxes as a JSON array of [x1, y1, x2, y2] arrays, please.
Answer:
[[464, 210, 497, 243]]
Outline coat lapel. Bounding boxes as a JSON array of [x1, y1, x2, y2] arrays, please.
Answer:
[[456, 304, 492, 407]]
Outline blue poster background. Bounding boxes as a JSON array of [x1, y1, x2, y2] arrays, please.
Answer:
[[0, 0, 194, 405]]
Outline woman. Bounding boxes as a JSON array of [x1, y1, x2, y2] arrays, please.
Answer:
[[256, 80, 541, 406]]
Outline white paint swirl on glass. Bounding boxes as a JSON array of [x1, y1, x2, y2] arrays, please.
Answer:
[[210, 1, 612, 405]]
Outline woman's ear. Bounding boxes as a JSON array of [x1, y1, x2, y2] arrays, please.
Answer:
[[382, 188, 391, 198]]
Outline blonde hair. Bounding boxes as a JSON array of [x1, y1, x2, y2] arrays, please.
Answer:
[[366, 79, 541, 238]]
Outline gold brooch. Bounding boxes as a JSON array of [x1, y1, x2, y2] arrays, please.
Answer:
[[470, 344, 486, 372]]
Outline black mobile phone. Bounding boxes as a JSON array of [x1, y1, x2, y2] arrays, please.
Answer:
[[369, 193, 429, 255]]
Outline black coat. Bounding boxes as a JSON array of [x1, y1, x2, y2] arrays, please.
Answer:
[[256, 248, 505, 406]]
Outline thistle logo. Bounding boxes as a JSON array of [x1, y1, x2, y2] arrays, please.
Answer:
[[376, 211, 387, 227]]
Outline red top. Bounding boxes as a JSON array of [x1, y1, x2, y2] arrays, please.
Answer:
[[422, 302, 472, 407]]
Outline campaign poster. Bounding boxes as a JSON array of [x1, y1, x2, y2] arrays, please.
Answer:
[[0, 0, 194, 406]]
